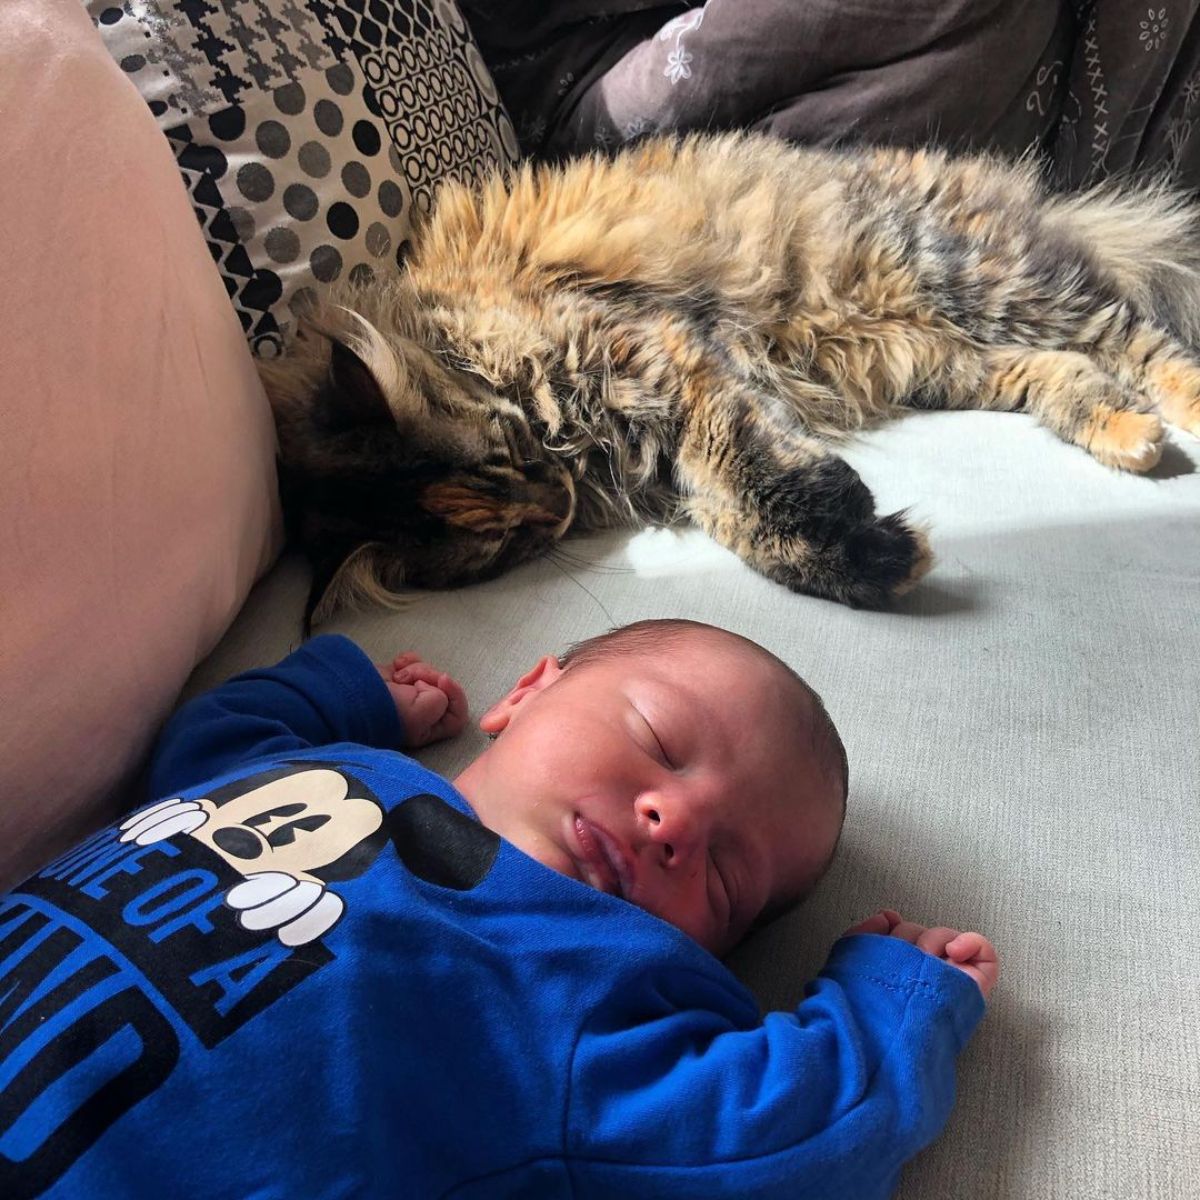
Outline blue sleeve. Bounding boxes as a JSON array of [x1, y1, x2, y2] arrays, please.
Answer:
[[148, 635, 406, 797], [568, 934, 987, 1198]]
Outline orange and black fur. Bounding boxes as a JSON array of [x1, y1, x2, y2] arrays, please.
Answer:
[[262, 132, 1200, 624]]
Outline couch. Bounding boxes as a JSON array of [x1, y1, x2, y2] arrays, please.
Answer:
[[4, 2, 1199, 1197]]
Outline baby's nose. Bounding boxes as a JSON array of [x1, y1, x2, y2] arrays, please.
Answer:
[[635, 794, 703, 866]]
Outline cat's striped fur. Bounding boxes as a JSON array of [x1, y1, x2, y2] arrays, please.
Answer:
[[262, 132, 1200, 624]]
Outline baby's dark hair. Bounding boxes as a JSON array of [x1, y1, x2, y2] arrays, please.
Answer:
[[560, 618, 848, 923]]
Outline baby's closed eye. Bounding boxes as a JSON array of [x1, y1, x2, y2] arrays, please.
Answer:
[[633, 707, 674, 768]]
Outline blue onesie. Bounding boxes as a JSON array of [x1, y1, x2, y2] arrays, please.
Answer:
[[0, 635, 984, 1199]]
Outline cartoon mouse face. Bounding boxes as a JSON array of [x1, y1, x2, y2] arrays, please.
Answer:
[[188, 770, 384, 883], [119, 765, 500, 948]]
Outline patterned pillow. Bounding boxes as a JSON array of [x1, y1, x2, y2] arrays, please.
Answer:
[[87, 0, 519, 357]]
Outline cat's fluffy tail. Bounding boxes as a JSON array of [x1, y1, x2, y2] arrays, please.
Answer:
[[1044, 180, 1200, 350]]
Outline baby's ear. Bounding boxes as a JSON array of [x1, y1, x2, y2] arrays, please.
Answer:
[[478, 656, 563, 734]]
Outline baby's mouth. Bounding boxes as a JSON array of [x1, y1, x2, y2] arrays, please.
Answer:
[[569, 814, 631, 901]]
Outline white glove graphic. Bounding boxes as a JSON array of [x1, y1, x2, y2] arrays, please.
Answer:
[[224, 871, 345, 947], [119, 797, 209, 844]]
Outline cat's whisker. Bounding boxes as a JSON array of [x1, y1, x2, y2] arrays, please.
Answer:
[[546, 546, 634, 576], [541, 553, 617, 625]]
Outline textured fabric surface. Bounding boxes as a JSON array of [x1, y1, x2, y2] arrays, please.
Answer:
[[467, 0, 1200, 192], [188, 410, 1200, 1198], [0, 0, 281, 891], [469, 0, 1069, 163], [86, 0, 518, 357]]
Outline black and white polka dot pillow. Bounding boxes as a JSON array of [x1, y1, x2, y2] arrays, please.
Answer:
[[88, 0, 518, 357]]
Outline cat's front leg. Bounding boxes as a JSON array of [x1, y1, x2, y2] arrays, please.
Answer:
[[675, 395, 932, 606]]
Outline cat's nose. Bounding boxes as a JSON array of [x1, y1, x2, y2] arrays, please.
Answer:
[[521, 466, 574, 529], [520, 459, 560, 486]]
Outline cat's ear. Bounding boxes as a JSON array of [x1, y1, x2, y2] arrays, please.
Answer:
[[320, 309, 429, 430], [324, 336, 393, 429], [340, 309, 429, 427]]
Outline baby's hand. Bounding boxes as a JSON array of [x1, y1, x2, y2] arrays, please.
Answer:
[[845, 909, 999, 1000], [377, 652, 468, 748]]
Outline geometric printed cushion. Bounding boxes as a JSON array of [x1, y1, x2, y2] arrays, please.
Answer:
[[86, 0, 519, 358]]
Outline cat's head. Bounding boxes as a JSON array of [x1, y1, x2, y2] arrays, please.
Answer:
[[261, 304, 576, 628]]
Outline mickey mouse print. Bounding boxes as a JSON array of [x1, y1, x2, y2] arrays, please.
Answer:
[[118, 767, 387, 947], [0, 762, 498, 1197]]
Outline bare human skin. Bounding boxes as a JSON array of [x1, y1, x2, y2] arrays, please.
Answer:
[[376, 652, 469, 747], [376, 643, 998, 996]]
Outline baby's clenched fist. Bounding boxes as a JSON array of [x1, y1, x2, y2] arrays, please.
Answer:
[[845, 909, 999, 999], [377, 652, 468, 748]]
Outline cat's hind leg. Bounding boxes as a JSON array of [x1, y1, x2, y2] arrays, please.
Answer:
[[940, 347, 1164, 472], [676, 401, 932, 606], [1098, 321, 1200, 439]]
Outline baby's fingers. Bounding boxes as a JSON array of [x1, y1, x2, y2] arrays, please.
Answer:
[[916, 926, 962, 959], [428, 672, 468, 740], [887, 919, 926, 945], [392, 661, 439, 685], [409, 682, 450, 725], [945, 931, 989, 963], [945, 932, 1000, 999], [844, 911, 891, 937]]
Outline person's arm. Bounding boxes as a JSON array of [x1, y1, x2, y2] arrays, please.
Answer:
[[566, 933, 987, 1199], [147, 635, 405, 798]]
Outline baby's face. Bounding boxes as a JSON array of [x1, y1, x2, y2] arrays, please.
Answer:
[[455, 632, 841, 956]]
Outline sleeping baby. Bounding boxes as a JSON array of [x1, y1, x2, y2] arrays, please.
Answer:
[[1, 618, 996, 1199]]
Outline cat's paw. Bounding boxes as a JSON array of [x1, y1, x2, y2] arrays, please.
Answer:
[[737, 456, 933, 607], [838, 513, 934, 605], [890, 523, 934, 596], [1083, 407, 1164, 472], [787, 511, 933, 607], [1144, 360, 1200, 437], [1171, 404, 1200, 438], [1162, 395, 1200, 438]]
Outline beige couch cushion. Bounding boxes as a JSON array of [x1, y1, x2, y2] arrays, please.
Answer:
[[190, 410, 1200, 1198], [0, 0, 282, 888]]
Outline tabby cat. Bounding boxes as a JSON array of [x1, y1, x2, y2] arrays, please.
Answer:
[[261, 132, 1200, 625]]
